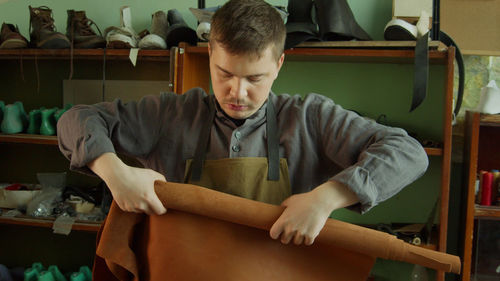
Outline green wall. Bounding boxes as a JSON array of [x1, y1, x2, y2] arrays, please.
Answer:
[[0, 0, 392, 41]]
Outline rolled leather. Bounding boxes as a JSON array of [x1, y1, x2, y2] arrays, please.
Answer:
[[152, 181, 460, 274], [94, 181, 460, 281]]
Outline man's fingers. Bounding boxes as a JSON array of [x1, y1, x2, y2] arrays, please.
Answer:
[[280, 230, 295, 244], [149, 194, 167, 215], [269, 220, 284, 240], [304, 235, 315, 246], [293, 233, 304, 245]]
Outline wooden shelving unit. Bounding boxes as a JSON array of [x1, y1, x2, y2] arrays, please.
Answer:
[[0, 48, 171, 61], [0, 212, 101, 232], [0, 134, 58, 145], [462, 111, 500, 281], [176, 42, 455, 281]]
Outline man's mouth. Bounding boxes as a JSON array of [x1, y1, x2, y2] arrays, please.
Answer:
[[227, 104, 248, 111]]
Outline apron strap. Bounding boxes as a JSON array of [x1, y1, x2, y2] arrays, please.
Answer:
[[189, 95, 281, 182], [266, 98, 280, 181], [190, 95, 216, 182]]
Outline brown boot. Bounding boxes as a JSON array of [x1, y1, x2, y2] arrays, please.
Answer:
[[29, 5, 70, 49], [0, 23, 28, 49], [66, 10, 106, 49]]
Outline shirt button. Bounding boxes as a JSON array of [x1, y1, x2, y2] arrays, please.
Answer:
[[235, 131, 242, 140], [232, 145, 241, 152]]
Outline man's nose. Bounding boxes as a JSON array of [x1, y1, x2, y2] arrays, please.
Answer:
[[229, 77, 248, 100]]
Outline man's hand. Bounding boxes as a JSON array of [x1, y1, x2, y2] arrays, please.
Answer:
[[89, 152, 167, 215], [269, 180, 358, 246]]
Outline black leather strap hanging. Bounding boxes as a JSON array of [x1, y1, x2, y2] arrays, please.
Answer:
[[410, 32, 429, 112], [410, 31, 464, 119]]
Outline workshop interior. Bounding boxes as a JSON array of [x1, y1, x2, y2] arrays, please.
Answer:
[[0, 0, 499, 280]]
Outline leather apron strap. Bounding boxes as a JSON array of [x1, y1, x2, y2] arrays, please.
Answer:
[[190, 95, 280, 182]]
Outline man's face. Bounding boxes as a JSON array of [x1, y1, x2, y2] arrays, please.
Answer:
[[209, 41, 284, 119]]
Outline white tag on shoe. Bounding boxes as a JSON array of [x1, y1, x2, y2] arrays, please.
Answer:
[[129, 48, 139, 67]]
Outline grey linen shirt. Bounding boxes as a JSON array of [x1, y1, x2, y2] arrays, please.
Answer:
[[57, 88, 428, 213]]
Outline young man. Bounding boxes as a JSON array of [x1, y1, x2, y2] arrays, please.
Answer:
[[57, 0, 428, 246]]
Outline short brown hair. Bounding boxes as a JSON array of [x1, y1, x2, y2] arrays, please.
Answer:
[[210, 0, 286, 61]]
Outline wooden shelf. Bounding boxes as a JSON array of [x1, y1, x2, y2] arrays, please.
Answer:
[[479, 113, 500, 126], [190, 41, 449, 64], [0, 48, 170, 62], [0, 134, 58, 145], [424, 147, 443, 156], [0, 215, 101, 232], [474, 206, 500, 218]]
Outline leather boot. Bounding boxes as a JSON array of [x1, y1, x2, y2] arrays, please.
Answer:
[[0, 23, 28, 49], [139, 11, 168, 49], [285, 0, 320, 49], [40, 107, 57, 136], [29, 6, 70, 49], [27, 109, 42, 134], [66, 10, 106, 49], [166, 9, 197, 48], [314, 0, 371, 41]]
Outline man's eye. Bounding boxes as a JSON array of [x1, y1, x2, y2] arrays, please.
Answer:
[[248, 77, 261, 83]]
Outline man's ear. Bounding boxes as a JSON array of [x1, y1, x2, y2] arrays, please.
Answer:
[[275, 53, 285, 78]]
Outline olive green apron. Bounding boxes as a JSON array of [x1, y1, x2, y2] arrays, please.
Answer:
[[184, 96, 291, 205]]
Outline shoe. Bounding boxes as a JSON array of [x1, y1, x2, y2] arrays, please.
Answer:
[[29, 6, 71, 49], [27, 109, 42, 134], [69, 272, 85, 281], [48, 265, 66, 281], [78, 266, 91, 281], [165, 9, 197, 48], [138, 11, 168, 49], [40, 107, 57, 136], [37, 271, 56, 281], [66, 10, 106, 49], [285, 0, 320, 49], [384, 11, 430, 41], [54, 103, 72, 122], [314, 0, 371, 41], [0, 102, 28, 134], [189, 6, 220, 41], [0, 101, 4, 124], [23, 267, 39, 281], [384, 18, 417, 40], [104, 6, 140, 49], [0, 23, 28, 49]]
